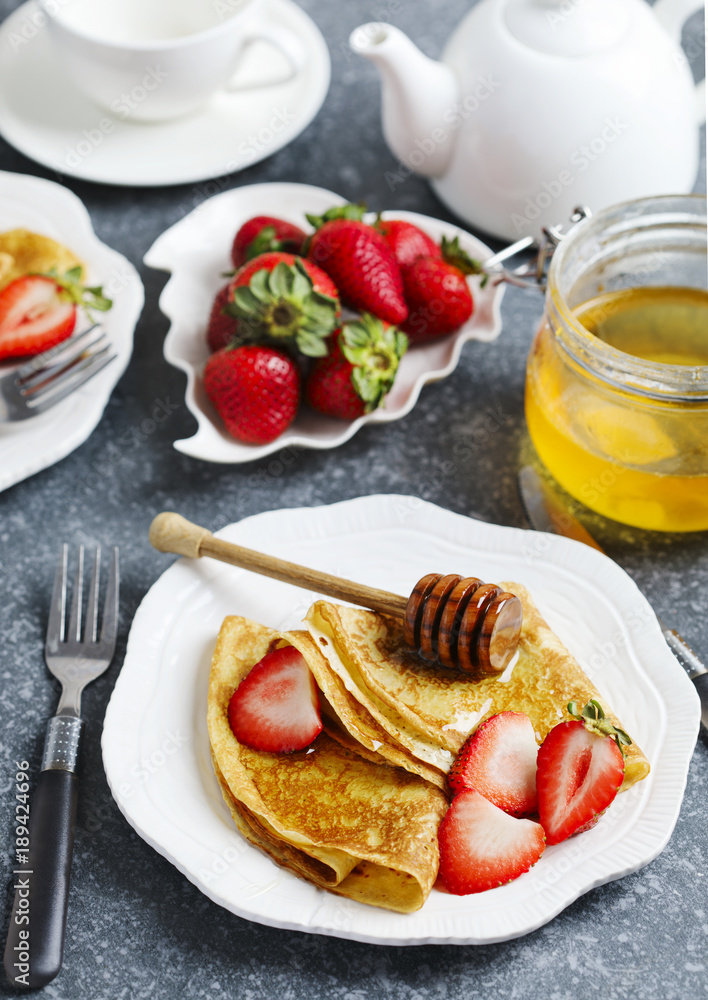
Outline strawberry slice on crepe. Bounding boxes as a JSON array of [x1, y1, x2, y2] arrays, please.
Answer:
[[438, 788, 545, 894], [448, 711, 539, 816], [228, 645, 323, 753], [536, 700, 630, 845]]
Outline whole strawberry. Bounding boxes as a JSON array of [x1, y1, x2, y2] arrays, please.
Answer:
[[305, 314, 408, 420], [225, 251, 340, 357], [376, 218, 441, 269], [536, 700, 631, 845], [203, 344, 300, 445], [206, 284, 238, 353], [306, 205, 408, 325], [402, 235, 486, 343], [231, 215, 307, 268]]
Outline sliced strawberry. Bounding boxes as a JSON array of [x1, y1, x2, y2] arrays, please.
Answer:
[[228, 645, 323, 753], [536, 701, 629, 845], [438, 788, 545, 895], [0, 275, 76, 360], [448, 712, 538, 815], [0, 268, 112, 361]]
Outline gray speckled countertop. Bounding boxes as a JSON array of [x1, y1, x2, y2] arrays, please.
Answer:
[[1, 0, 707, 996]]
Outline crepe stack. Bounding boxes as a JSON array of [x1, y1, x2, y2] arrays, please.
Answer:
[[208, 616, 448, 913], [207, 582, 650, 913]]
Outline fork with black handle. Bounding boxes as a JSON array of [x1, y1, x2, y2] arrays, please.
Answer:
[[3, 545, 119, 989]]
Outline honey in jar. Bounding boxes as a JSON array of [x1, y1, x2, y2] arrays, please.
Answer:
[[525, 196, 708, 532]]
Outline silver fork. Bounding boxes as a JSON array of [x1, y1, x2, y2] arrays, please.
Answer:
[[3, 544, 119, 990], [0, 325, 116, 421]]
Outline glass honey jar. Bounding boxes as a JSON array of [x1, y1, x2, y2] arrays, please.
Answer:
[[525, 195, 708, 532]]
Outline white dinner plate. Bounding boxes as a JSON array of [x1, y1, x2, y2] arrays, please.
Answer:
[[102, 495, 700, 945], [144, 182, 504, 463], [0, 0, 330, 187], [0, 170, 143, 493]]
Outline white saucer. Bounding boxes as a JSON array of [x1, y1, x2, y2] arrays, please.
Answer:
[[0, 0, 331, 187]]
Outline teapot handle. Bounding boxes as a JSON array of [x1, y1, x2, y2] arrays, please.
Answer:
[[652, 0, 705, 123]]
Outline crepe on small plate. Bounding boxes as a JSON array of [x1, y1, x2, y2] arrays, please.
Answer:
[[0, 227, 83, 289]]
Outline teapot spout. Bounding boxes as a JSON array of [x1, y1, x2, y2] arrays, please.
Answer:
[[350, 23, 459, 179]]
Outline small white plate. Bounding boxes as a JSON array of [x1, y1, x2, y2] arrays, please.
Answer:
[[0, 0, 330, 187], [102, 495, 699, 946], [0, 170, 143, 493], [144, 182, 504, 463]]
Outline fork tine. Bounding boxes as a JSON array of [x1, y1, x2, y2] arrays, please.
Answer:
[[14, 325, 99, 381], [84, 547, 101, 644], [67, 545, 84, 643], [26, 352, 117, 415], [19, 331, 109, 392], [100, 547, 120, 650], [45, 544, 69, 652]]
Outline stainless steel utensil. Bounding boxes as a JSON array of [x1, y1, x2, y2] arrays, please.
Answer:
[[3, 544, 119, 989], [518, 465, 708, 731], [0, 326, 116, 421]]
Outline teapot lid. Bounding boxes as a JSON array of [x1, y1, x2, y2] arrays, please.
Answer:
[[503, 0, 631, 56]]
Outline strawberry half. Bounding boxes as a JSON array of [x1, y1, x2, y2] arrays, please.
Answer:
[[376, 218, 441, 270], [438, 788, 545, 895], [536, 700, 631, 845], [231, 215, 307, 268], [448, 712, 538, 816], [225, 251, 340, 358], [306, 205, 408, 325], [0, 269, 111, 361], [228, 645, 323, 753], [305, 314, 408, 420], [203, 343, 300, 445]]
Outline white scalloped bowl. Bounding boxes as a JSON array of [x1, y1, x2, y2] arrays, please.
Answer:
[[144, 183, 504, 463]]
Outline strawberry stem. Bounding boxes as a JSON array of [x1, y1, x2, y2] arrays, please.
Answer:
[[567, 700, 632, 755], [440, 235, 489, 287], [305, 203, 367, 230], [42, 266, 113, 320]]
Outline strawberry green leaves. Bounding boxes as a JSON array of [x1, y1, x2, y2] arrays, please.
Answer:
[[226, 258, 339, 358]]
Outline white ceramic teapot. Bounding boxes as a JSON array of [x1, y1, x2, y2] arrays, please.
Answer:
[[351, 0, 704, 241]]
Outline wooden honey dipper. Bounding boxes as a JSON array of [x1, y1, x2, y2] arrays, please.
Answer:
[[149, 513, 523, 678]]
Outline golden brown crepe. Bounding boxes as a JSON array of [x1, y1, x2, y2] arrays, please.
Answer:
[[305, 582, 650, 792], [0, 229, 83, 289], [207, 615, 448, 913]]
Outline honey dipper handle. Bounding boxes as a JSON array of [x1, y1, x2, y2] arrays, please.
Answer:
[[149, 512, 408, 618]]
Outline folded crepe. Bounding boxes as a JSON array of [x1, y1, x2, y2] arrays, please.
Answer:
[[207, 615, 448, 913], [0, 229, 84, 289], [304, 581, 650, 792]]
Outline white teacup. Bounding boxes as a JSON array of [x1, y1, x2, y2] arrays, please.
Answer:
[[38, 0, 306, 122]]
